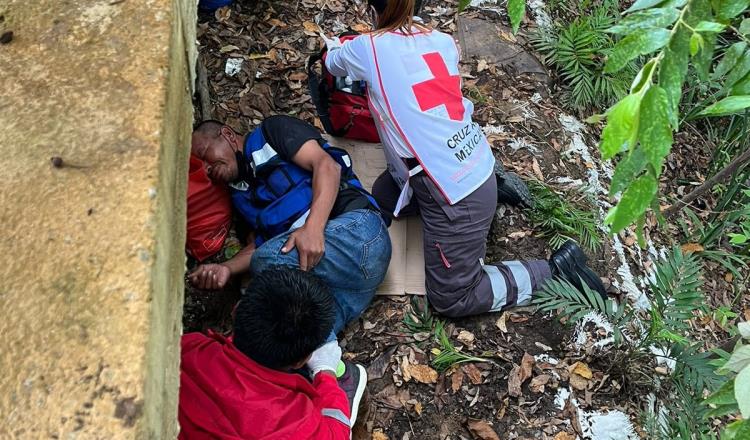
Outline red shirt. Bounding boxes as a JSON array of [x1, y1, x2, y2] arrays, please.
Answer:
[[179, 332, 351, 440]]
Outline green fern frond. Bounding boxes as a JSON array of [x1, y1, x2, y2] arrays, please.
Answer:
[[533, 277, 628, 344], [528, 181, 601, 252], [649, 247, 706, 335]]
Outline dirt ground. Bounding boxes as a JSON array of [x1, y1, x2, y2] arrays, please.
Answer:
[[183, 0, 748, 438]]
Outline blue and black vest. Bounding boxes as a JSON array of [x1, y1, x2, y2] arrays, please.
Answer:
[[230, 127, 379, 246]]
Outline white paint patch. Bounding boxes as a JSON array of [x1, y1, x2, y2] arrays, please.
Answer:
[[611, 235, 650, 310], [559, 389, 638, 439], [534, 354, 559, 365], [225, 58, 243, 76], [553, 176, 585, 188], [508, 137, 540, 154], [579, 409, 639, 440], [555, 387, 571, 409], [558, 113, 648, 309], [574, 311, 615, 349], [650, 345, 677, 371], [483, 124, 507, 136], [528, 0, 553, 32]]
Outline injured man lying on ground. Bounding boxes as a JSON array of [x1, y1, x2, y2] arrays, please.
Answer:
[[182, 115, 393, 438]]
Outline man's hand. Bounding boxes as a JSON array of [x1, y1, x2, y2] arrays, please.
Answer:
[[188, 263, 231, 290], [282, 224, 325, 271]]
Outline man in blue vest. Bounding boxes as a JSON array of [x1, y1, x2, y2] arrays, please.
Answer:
[[189, 115, 392, 415]]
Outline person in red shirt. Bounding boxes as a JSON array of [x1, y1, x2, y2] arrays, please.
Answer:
[[179, 268, 366, 439]]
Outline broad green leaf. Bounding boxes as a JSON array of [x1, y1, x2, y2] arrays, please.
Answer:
[[739, 321, 750, 339], [690, 32, 704, 56], [507, 0, 526, 34], [741, 18, 750, 35], [606, 174, 658, 232], [631, 59, 657, 93], [725, 46, 750, 88], [605, 29, 671, 73], [731, 73, 750, 95], [601, 93, 643, 159], [698, 95, 750, 116], [626, 0, 667, 12], [736, 366, 750, 418], [714, 0, 750, 20], [695, 32, 717, 80], [608, 8, 681, 34], [722, 419, 750, 440], [706, 379, 737, 405], [661, 0, 688, 6], [659, 29, 690, 129], [712, 42, 747, 80], [457, 0, 471, 12], [725, 345, 750, 372], [729, 232, 750, 243], [611, 148, 648, 195], [695, 21, 727, 32], [638, 86, 673, 175]]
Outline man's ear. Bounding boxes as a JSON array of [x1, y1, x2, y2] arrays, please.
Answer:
[[221, 126, 239, 149]]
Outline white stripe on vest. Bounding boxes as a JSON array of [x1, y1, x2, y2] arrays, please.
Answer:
[[368, 30, 495, 210]]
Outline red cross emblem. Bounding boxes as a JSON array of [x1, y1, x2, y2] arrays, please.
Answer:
[[411, 52, 465, 121]]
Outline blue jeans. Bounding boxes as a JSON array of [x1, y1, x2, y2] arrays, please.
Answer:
[[250, 209, 392, 341]]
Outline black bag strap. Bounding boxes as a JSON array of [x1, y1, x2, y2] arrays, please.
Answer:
[[307, 49, 339, 136]]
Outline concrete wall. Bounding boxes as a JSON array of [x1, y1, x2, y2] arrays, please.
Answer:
[[0, 0, 195, 437]]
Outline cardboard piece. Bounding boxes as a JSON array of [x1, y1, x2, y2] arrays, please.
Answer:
[[327, 136, 426, 296]]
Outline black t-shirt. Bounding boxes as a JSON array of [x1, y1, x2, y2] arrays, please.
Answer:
[[258, 115, 373, 218]]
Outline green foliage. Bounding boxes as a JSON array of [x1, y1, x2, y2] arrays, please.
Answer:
[[533, 277, 630, 342], [539, 246, 722, 438], [527, 181, 602, 251], [597, 0, 750, 233], [649, 246, 706, 336], [532, 3, 638, 112], [705, 322, 750, 438], [431, 321, 492, 372], [507, 0, 526, 33], [402, 295, 434, 333]]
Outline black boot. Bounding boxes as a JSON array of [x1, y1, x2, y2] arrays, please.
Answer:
[[549, 240, 607, 300], [495, 163, 533, 207]]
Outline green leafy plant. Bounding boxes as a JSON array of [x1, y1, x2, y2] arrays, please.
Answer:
[[593, 0, 750, 235], [402, 295, 435, 333], [531, 2, 638, 112], [705, 321, 750, 438], [528, 181, 602, 251], [537, 247, 720, 438], [430, 321, 492, 372]]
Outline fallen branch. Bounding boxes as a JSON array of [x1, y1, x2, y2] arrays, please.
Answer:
[[663, 147, 750, 219]]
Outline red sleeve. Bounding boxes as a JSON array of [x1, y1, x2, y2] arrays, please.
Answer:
[[308, 372, 351, 440]]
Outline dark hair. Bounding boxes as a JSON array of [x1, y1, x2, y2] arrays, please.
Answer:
[[193, 119, 229, 138], [368, 0, 427, 34], [233, 268, 335, 370]]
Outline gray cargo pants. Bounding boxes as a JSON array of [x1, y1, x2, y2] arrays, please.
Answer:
[[372, 171, 551, 318]]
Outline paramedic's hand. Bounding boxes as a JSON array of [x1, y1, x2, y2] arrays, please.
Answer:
[[319, 32, 342, 52], [282, 224, 325, 272], [189, 264, 231, 290], [307, 340, 342, 376]]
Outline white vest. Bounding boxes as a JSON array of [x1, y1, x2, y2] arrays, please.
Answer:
[[367, 30, 494, 214]]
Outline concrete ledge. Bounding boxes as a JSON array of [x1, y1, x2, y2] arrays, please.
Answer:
[[0, 0, 195, 437]]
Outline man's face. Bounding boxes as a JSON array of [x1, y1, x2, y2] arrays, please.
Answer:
[[191, 128, 240, 183]]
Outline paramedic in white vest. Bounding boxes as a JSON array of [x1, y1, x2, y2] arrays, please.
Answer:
[[324, 0, 607, 317]]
